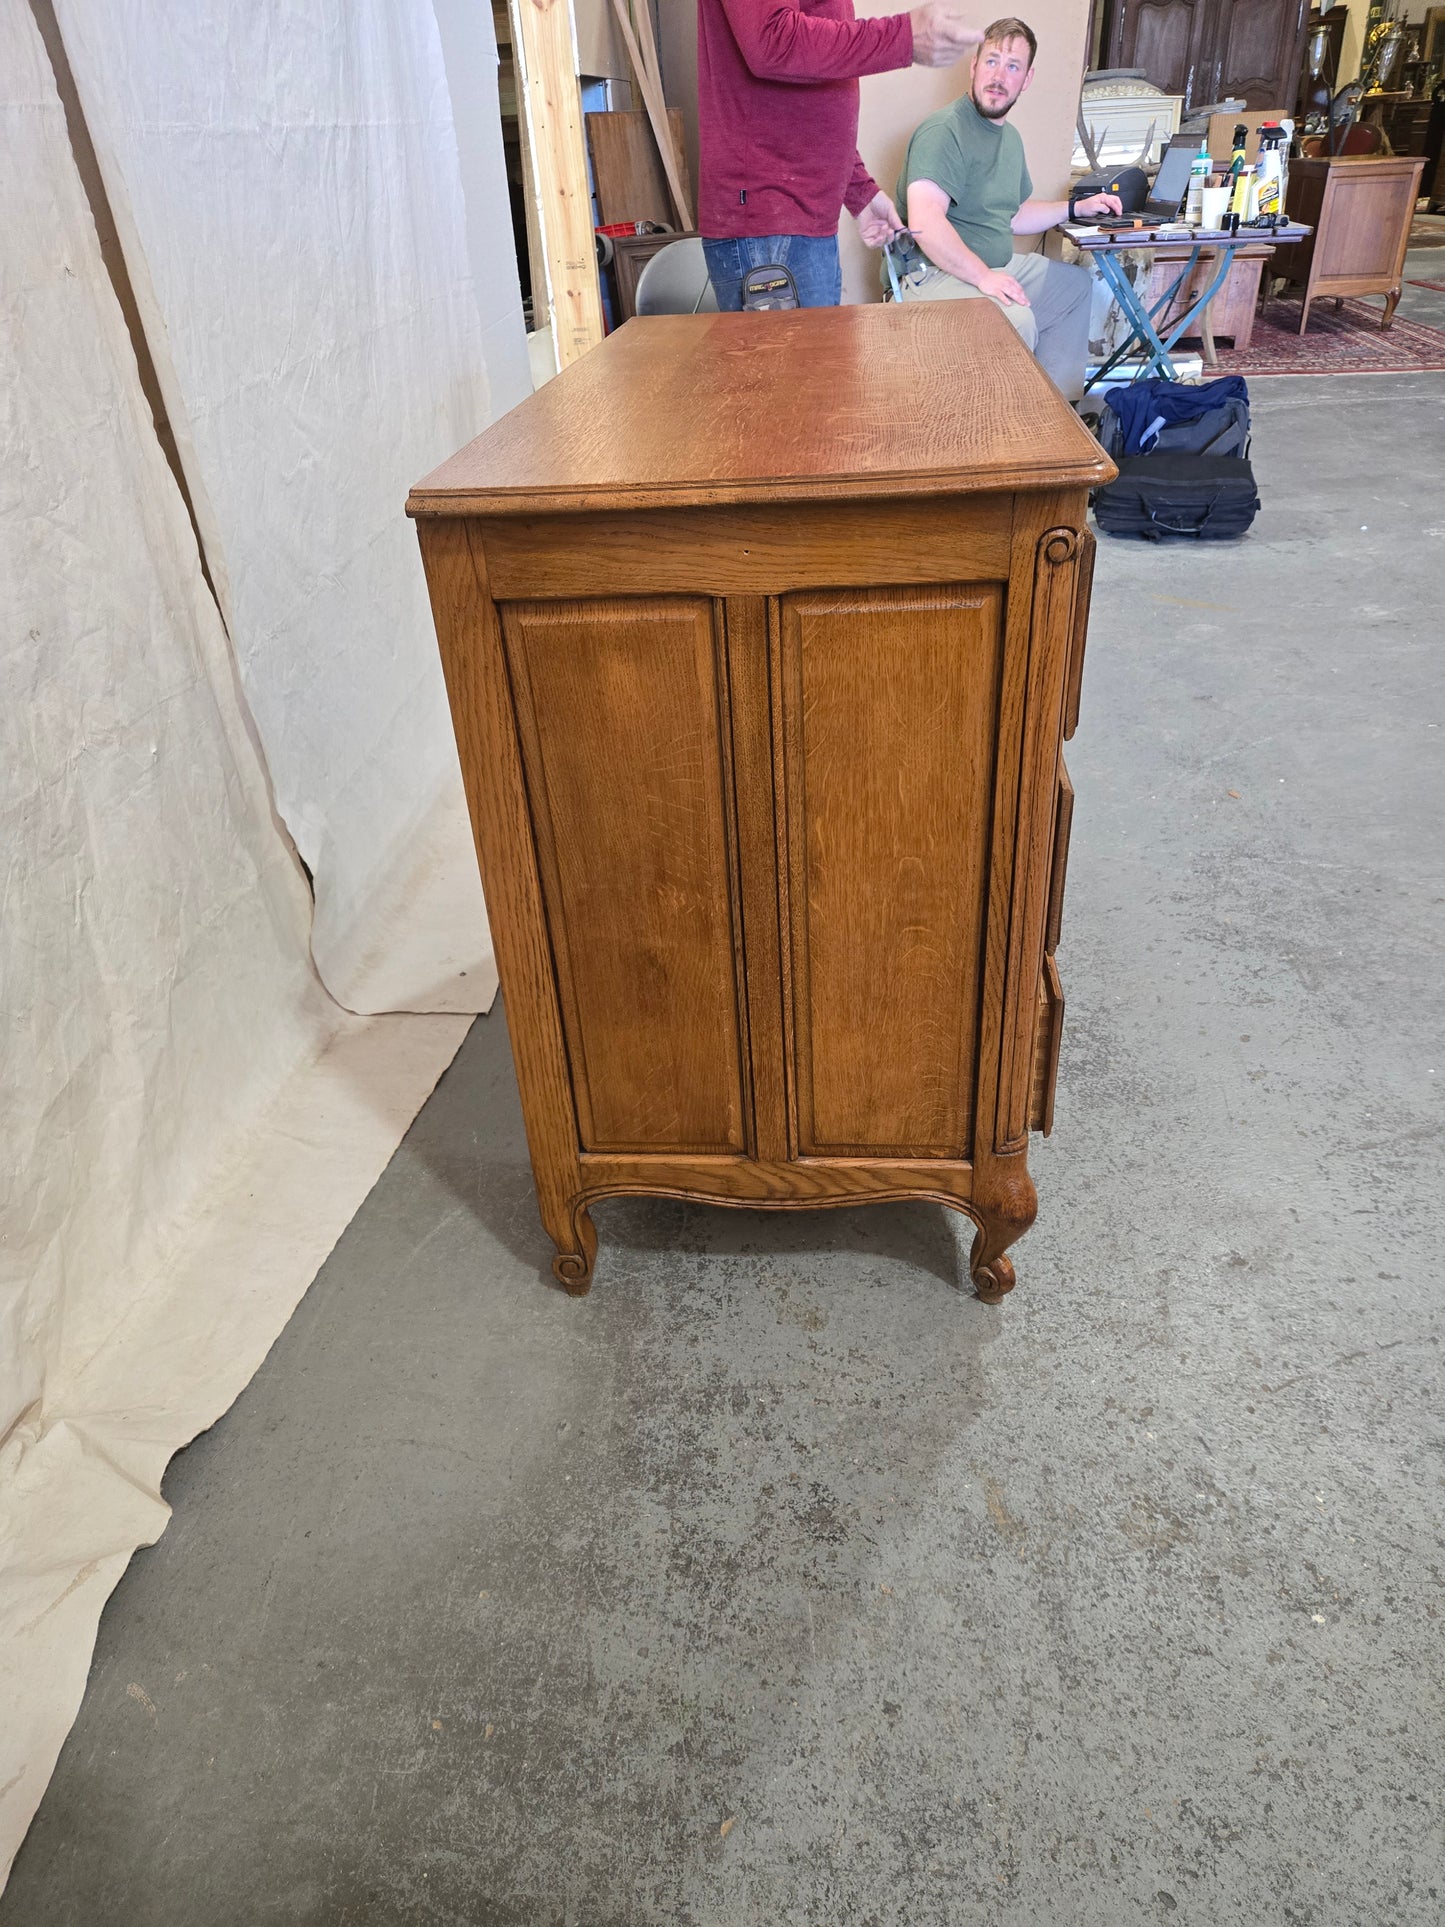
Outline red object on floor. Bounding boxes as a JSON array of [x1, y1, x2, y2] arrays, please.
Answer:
[[1207, 297, 1445, 376], [1405, 277, 1445, 292]]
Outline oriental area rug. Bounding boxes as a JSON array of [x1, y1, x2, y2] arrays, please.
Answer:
[[1207, 297, 1445, 377]]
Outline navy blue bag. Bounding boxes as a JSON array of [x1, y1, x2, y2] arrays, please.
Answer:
[[1103, 376, 1251, 456]]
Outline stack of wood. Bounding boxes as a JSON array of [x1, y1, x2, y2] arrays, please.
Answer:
[[588, 2, 696, 320], [595, 0, 691, 231]]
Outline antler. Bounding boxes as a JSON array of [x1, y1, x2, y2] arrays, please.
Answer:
[[1076, 107, 1103, 174], [1129, 115, 1160, 171]]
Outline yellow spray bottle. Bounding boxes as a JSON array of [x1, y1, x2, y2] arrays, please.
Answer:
[[1227, 121, 1254, 223]]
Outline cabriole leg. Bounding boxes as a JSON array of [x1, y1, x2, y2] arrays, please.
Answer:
[[966, 1165, 1038, 1303], [542, 1198, 597, 1296]]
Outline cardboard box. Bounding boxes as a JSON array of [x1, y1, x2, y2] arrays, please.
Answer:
[[1206, 111, 1287, 167]]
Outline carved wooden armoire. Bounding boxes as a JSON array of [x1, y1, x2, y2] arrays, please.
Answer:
[[409, 303, 1111, 1301], [1094, 0, 1310, 114]]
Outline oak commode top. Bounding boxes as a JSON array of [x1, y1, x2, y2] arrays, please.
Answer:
[[409, 301, 1112, 1301]]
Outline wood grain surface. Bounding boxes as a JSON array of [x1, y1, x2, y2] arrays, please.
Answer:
[[415, 521, 592, 1289], [778, 585, 1003, 1159], [1029, 954, 1063, 1138], [587, 109, 692, 228], [1064, 529, 1095, 743], [994, 523, 1081, 1154], [412, 314, 1105, 1300], [1045, 760, 1074, 957], [501, 595, 748, 1155], [478, 497, 1012, 599], [508, 0, 604, 366], [1270, 155, 1426, 332], [407, 304, 1113, 518]]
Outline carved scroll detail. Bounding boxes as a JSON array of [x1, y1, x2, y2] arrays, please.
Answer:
[[995, 525, 1084, 1154]]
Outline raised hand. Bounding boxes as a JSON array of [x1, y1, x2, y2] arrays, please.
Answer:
[[908, 6, 985, 68]]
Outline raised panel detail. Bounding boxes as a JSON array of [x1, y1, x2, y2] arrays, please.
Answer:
[[1104, 0, 1304, 113], [502, 596, 747, 1154], [1216, 0, 1306, 109], [1318, 172, 1418, 280], [778, 585, 1004, 1158], [1046, 761, 1074, 956], [1109, 0, 1212, 103]]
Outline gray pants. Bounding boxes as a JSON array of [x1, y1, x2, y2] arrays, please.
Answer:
[[897, 250, 1093, 400]]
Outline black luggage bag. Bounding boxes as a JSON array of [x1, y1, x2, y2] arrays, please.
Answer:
[[1092, 452, 1261, 542], [1091, 375, 1260, 541]]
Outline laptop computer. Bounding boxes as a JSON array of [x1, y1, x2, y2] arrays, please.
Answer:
[[1142, 137, 1200, 221], [1086, 138, 1198, 230]]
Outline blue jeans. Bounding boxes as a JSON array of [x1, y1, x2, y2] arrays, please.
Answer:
[[701, 234, 842, 311]]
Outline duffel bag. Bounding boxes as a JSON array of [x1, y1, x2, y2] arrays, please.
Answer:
[[1098, 396, 1251, 462], [1093, 453, 1260, 541], [1103, 376, 1251, 457]]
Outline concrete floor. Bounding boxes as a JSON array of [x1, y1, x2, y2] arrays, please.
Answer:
[[5, 269, 1444, 1926]]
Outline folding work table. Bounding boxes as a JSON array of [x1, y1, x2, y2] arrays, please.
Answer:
[[1065, 223, 1312, 387]]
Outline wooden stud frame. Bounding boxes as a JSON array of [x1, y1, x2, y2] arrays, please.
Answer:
[[510, 0, 605, 367]]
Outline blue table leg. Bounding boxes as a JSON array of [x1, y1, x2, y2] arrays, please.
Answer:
[[1085, 249, 1185, 389], [1086, 245, 1241, 390]]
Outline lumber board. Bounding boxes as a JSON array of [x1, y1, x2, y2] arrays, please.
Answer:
[[509, 0, 605, 366], [588, 109, 693, 228]]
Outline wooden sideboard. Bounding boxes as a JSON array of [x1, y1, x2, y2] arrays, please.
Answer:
[[1268, 153, 1427, 332], [408, 304, 1112, 1301], [610, 229, 701, 321], [1140, 243, 1273, 359]]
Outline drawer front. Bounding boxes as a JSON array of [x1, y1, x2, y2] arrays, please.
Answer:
[[479, 497, 1013, 599], [1064, 528, 1094, 742], [1045, 760, 1074, 956], [776, 583, 1005, 1159], [501, 595, 749, 1155], [1029, 954, 1064, 1138]]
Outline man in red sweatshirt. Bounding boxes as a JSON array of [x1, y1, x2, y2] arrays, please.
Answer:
[[698, 0, 986, 308]]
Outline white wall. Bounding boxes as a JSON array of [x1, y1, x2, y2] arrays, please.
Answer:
[[577, 0, 634, 78]]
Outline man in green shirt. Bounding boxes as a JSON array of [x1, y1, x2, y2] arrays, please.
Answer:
[[891, 16, 1120, 397]]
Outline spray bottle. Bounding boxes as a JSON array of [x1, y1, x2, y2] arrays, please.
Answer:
[[1255, 121, 1289, 226], [1227, 122, 1253, 225], [1186, 136, 1211, 224]]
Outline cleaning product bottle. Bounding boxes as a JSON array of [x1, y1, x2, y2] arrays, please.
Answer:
[[1227, 123, 1252, 224], [1255, 121, 1289, 225], [1186, 137, 1211, 224]]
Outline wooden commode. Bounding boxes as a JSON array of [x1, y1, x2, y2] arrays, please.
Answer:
[[408, 302, 1113, 1300]]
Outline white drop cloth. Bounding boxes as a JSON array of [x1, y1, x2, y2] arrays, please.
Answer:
[[1, 0, 483, 1883], [49, 0, 534, 1013]]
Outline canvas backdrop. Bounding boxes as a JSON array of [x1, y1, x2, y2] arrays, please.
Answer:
[[1, 0, 529, 1885], [49, 0, 534, 1013]]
